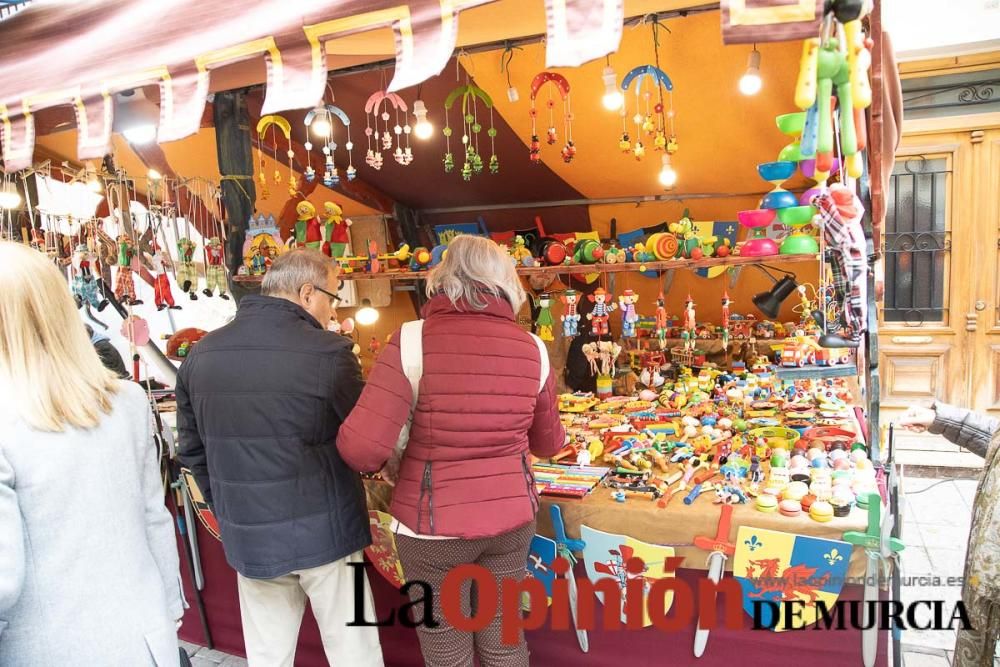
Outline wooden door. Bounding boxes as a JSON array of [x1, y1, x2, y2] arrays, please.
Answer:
[[879, 123, 1000, 465]]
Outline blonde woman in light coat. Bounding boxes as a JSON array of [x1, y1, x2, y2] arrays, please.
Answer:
[[0, 242, 184, 666]]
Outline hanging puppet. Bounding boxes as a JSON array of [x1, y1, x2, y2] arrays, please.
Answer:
[[176, 237, 199, 300], [203, 236, 229, 299], [322, 202, 351, 258], [682, 294, 696, 352], [618, 289, 640, 339], [587, 287, 616, 337], [560, 289, 581, 337], [721, 290, 732, 351], [71, 244, 109, 312], [654, 292, 668, 350], [149, 241, 181, 311], [114, 234, 142, 305], [535, 293, 555, 342]]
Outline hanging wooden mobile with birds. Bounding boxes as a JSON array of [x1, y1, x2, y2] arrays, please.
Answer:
[[255, 115, 297, 199], [442, 82, 498, 180], [364, 90, 413, 170], [528, 72, 575, 164], [617, 20, 677, 164], [304, 105, 356, 186]]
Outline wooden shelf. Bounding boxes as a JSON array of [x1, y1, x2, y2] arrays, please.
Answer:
[[774, 363, 859, 380], [233, 253, 818, 285]]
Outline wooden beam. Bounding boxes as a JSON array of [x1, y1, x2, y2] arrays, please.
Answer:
[[213, 90, 257, 303]]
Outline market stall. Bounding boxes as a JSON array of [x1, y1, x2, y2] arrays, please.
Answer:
[[0, 0, 903, 664]]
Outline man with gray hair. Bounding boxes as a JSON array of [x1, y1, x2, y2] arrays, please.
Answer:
[[176, 248, 383, 666]]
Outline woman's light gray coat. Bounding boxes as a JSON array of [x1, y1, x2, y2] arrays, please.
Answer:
[[0, 382, 184, 666]]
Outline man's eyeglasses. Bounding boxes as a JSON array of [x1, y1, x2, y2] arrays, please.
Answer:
[[312, 284, 342, 306]]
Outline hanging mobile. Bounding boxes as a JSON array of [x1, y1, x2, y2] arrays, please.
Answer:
[[528, 72, 575, 164], [304, 104, 356, 186], [255, 115, 295, 197], [442, 82, 498, 180]]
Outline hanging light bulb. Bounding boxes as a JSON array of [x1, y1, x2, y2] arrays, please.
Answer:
[[739, 47, 763, 96], [0, 182, 21, 209], [658, 154, 677, 188], [601, 66, 624, 111], [147, 168, 163, 181], [412, 100, 433, 140], [85, 163, 102, 192], [355, 298, 379, 325], [310, 108, 332, 138]]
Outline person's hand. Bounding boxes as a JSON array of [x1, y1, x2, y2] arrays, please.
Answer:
[[897, 405, 936, 433]]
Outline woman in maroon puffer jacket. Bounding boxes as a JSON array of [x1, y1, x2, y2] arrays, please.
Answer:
[[337, 234, 565, 666]]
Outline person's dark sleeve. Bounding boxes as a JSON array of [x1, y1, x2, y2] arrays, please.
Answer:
[[95, 340, 130, 379], [175, 361, 211, 505], [928, 402, 1000, 459], [330, 341, 365, 424], [528, 367, 567, 458], [337, 331, 411, 472]]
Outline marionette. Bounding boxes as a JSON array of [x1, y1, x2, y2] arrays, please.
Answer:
[[322, 201, 351, 258], [292, 200, 323, 250], [150, 241, 181, 311], [813, 185, 866, 346], [682, 294, 696, 352], [721, 290, 732, 351], [587, 287, 615, 337], [176, 237, 199, 300], [535, 292, 555, 341], [203, 236, 230, 299], [654, 293, 668, 350], [618, 289, 640, 339], [71, 244, 109, 311], [113, 235, 142, 305], [560, 288, 581, 337]]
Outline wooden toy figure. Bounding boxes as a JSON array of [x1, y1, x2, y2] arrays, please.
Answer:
[[114, 234, 142, 305], [149, 241, 181, 311], [71, 244, 109, 311], [535, 292, 555, 341], [203, 236, 229, 299], [176, 237, 198, 300], [249, 246, 268, 276], [654, 293, 668, 350], [721, 291, 732, 351], [292, 200, 322, 250], [322, 201, 351, 258], [369, 336, 381, 357], [587, 287, 615, 337], [618, 288, 640, 339], [682, 294, 697, 352], [560, 288, 581, 337], [510, 235, 534, 267]]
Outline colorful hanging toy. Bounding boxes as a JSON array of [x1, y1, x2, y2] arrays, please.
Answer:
[[364, 90, 413, 170], [560, 289, 581, 338], [304, 105, 356, 186], [654, 293, 668, 350], [682, 294, 696, 352], [587, 287, 616, 336], [618, 288, 640, 339], [528, 72, 575, 164], [617, 64, 676, 162], [442, 82, 499, 180], [535, 292, 555, 341], [721, 290, 732, 351], [255, 115, 296, 199]]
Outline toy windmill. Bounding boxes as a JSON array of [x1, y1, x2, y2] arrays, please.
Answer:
[[528, 72, 575, 164], [303, 104, 356, 186]]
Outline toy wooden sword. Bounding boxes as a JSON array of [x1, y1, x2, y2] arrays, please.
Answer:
[[692, 504, 736, 657]]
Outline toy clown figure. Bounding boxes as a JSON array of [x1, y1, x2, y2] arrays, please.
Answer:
[[293, 200, 323, 250], [535, 293, 555, 342], [618, 289, 640, 339], [176, 237, 199, 300], [654, 293, 668, 350], [560, 288, 581, 337], [114, 234, 142, 305], [149, 242, 181, 311], [682, 294, 697, 352], [721, 290, 732, 351], [71, 244, 109, 311], [322, 201, 352, 258], [587, 287, 615, 337], [203, 236, 229, 299]]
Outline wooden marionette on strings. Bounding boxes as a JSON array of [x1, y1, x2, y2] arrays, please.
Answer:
[[534, 292, 555, 342], [654, 292, 668, 350], [587, 287, 615, 337], [682, 294, 696, 351], [721, 290, 732, 353], [528, 72, 575, 164], [149, 239, 181, 311], [71, 243, 109, 311], [560, 288, 581, 337], [174, 184, 199, 300], [255, 115, 296, 200], [618, 288, 640, 339], [203, 235, 229, 299]]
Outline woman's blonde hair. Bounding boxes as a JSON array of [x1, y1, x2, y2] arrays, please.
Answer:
[[426, 234, 526, 312], [0, 242, 119, 431]]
